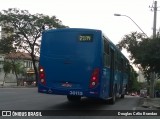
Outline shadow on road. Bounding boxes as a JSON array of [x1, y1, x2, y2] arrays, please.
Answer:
[[47, 97, 122, 110], [43, 97, 136, 116]]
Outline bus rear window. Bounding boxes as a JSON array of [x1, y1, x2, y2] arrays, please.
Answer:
[[79, 34, 93, 42]]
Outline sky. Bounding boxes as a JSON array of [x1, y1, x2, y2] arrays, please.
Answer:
[[0, 0, 160, 70]]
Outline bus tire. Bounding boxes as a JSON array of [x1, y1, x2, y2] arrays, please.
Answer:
[[121, 94, 125, 98], [108, 87, 116, 104], [67, 95, 81, 102]]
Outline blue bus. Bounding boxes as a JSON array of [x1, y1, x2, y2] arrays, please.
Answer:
[[38, 28, 130, 104]]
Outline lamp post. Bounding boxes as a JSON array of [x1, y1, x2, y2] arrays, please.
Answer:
[[114, 14, 149, 38]]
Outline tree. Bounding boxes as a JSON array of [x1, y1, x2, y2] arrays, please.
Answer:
[[3, 61, 12, 86], [155, 80, 160, 91], [0, 8, 68, 86], [5, 52, 27, 86], [3, 56, 25, 86], [0, 24, 25, 87], [0, 27, 16, 54], [117, 32, 160, 97], [128, 65, 139, 93]]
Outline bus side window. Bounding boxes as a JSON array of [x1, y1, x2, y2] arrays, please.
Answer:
[[117, 55, 121, 71], [104, 39, 109, 55], [120, 58, 124, 72], [127, 63, 130, 73], [115, 52, 118, 71], [103, 38, 110, 67], [125, 62, 128, 73]]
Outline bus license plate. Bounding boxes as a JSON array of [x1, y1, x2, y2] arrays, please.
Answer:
[[69, 91, 83, 96]]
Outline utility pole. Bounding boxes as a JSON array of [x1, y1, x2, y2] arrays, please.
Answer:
[[153, 1, 157, 38], [150, 0, 157, 98]]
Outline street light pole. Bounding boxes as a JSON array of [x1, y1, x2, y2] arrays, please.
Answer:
[[114, 14, 149, 38]]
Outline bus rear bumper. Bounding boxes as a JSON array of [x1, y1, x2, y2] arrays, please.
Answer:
[[38, 84, 100, 98]]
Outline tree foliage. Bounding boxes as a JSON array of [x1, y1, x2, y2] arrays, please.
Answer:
[[155, 80, 160, 90], [117, 32, 160, 80], [128, 65, 139, 92], [0, 8, 68, 86], [0, 26, 16, 53], [3, 61, 12, 78], [3, 60, 25, 86]]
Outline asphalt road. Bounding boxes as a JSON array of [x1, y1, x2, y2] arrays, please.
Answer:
[[0, 88, 159, 119]]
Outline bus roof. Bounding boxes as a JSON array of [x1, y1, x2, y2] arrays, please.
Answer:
[[43, 28, 101, 33]]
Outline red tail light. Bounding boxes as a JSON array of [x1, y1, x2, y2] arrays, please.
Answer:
[[89, 68, 100, 88], [39, 66, 46, 85]]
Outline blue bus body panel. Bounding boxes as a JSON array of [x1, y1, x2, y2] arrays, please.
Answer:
[[38, 28, 104, 98], [100, 67, 110, 98]]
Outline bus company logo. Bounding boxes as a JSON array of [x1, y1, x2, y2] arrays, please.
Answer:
[[62, 82, 72, 87], [2, 111, 11, 116]]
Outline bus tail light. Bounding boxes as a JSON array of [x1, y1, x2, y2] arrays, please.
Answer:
[[89, 68, 100, 88], [39, 66, 46, 85]]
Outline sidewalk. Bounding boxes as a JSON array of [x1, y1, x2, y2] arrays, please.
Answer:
[[142, 97, 160, 109], [0, 85, 36, 88]]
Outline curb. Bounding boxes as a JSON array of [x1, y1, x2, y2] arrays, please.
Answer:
[[153, 104, 160, 109], [142, 102, 151, 108], [0, 86, 37, 88], [141, 98, 160, 109]]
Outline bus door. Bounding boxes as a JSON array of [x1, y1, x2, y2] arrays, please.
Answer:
[[109, 48, 115, 97]]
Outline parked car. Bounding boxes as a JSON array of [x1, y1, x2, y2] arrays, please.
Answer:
[[130, 92, 138, 96], [24, 80, 36, 86]]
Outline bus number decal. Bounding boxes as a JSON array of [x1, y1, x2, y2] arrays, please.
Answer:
[[69, 91, 83, 96]]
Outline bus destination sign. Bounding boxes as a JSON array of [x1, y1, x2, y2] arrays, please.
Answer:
[[79, 34, 93, 42]]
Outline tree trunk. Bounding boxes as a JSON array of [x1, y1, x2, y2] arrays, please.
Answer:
[[30, 52, 38, 87], [3, 73, 7, 86], [11, 60, 19, 86], [150, 72, 155, 98]]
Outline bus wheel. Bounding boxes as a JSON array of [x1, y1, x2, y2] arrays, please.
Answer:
[[108, 88, 116, 104], [121, 94, 125, 98], [67, 95, 81, 102]]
